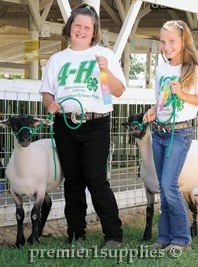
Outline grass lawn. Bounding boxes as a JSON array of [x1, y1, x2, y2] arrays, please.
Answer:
[[1, 211, 198, 267]]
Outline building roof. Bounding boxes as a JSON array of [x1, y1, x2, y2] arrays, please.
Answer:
[[0, 0, 198, 75]]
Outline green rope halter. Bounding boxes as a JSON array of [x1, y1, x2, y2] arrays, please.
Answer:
[[13, 126, 33, 140], [130, 119, 149, 131]]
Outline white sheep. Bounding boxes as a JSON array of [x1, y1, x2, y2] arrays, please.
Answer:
[[122, 113, 198, 241], [0, 115, 63, 248]]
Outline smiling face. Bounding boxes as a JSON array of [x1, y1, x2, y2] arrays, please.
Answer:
[[160, 28, 183, 65], [70, 15, 94, 51]]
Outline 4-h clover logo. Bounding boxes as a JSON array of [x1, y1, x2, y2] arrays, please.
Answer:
[[86, 77, 98, 91], [173, 99, 184, 112]]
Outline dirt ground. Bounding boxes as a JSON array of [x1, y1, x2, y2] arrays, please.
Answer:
[[0, 211, 148, 248]]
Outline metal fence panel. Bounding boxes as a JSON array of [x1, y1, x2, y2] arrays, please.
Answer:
[[0, 79, 197, 227]]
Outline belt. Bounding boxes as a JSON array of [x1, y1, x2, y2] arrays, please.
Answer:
[[57, 111, 109, 124], [153, 120, 192, 132]]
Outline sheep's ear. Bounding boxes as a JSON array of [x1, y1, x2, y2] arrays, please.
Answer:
[[0, 119, 11, 128], [121, 122, 129, 129], [33, 118, 54, 126]]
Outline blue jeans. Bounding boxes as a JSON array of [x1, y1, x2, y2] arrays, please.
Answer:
[[152, 126, 193, 245]]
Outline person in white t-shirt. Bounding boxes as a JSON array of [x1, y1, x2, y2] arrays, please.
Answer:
[[143, 20, 198, 251], [39, 3, 126, 249]]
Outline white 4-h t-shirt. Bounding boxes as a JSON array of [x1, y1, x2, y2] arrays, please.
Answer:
[[155, 61, 198, 123], [40, 45, 126, 113]]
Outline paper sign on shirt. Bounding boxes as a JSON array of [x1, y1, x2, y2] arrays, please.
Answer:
[[99, 71, 112, 105]]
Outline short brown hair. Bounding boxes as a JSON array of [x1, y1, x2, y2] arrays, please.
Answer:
[[62, 3, 100, 46]]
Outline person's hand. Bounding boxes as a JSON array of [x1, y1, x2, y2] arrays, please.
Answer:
[[169, 80, 184, 99], [95, 55, 108, 73], [48, 101, 61, 114], [143, 108, 156, 124]]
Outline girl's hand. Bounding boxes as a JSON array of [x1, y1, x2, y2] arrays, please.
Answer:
[[169, 80, 184, 99], [95, 55, 108, 73], [143, 106, 157, 124], [48, 101, 61, 114]]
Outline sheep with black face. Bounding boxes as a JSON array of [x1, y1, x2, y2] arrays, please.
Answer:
[[0, 115, 63, 248], [122, 113, 198, 241]]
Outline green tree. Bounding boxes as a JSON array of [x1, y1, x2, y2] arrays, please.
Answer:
[[8, 74, 24, 79], [0, 74, 24, 79], [129, 54, 146, 79]]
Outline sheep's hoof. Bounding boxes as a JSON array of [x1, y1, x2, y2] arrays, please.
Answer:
[[191, 227, 197, 237], [16, 238, 25, 248], [27, 235, 39, 245]]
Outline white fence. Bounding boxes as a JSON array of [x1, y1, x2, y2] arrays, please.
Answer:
[[0, 78, 198, 227]]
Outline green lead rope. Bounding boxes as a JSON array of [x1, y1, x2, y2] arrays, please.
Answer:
[[48, 97, 84, 180], [13, 97, 84, 181], [58, 97, 84, 130], [129, 89, 177, 159], [156, 93, 178, 158]]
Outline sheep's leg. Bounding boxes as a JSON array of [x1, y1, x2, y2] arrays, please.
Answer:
[[12, 191, 25, 248], [16, 205, 25, 248], [38, 193, 52, 237], [183, 191, 197, 237], [27, 196, 43, 245], [142, 187, 155, 241]]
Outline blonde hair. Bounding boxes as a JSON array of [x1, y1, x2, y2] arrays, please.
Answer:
[[161, 20, 198, 92]]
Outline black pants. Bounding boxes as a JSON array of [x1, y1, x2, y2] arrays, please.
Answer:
[[54, 114, 123, 242]]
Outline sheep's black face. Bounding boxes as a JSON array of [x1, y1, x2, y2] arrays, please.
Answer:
[[1, 115, 49, 147], [121, 113, 147, 139], [9, 115, 34, 147]]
